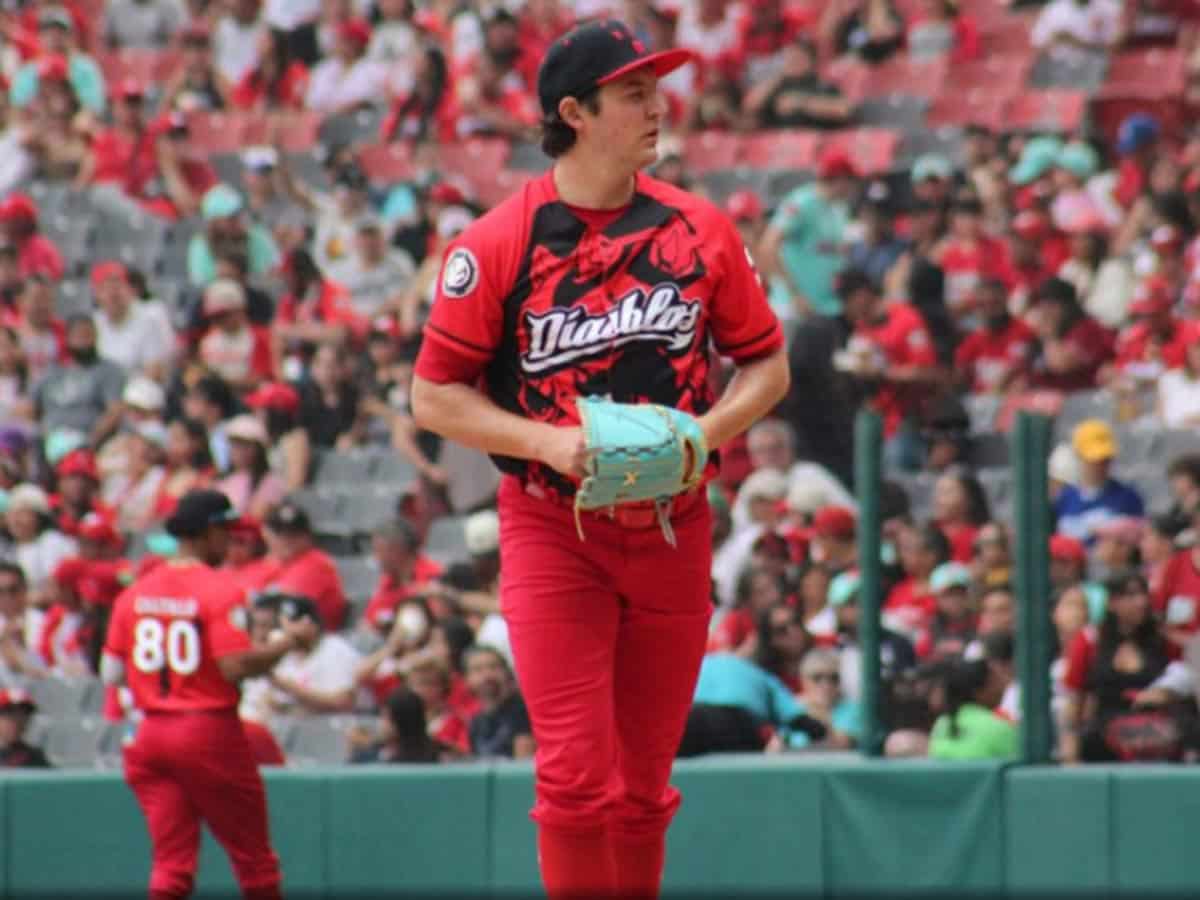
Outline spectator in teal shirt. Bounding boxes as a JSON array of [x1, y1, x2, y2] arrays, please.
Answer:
[[790, 647, 862, 749], [761, 148, 859, 319], [189, 185, 281, 287], [10, 8, 106, 117]]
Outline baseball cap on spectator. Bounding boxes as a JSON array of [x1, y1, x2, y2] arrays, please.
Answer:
[[57, 449, 99, 481], [828, 570, 861, 607], [725, 190, 763, 222], [464, 509, 500, 556], [930, 562, 971, 593], [265, 500, 311, 534], [812, 506, 856, 540], [201, 185, 244, 221], [1150, 225, 1183, 253], [1072, 419, 1117, 463], [738, 468, 789, 505], [0, 689, 36, 715], [1048, 443, 1081, 486], [8, 484, 49, 515], [0, 193, 37, 223], [537, 19, 694, 117], [38, 6, 73, 30], [165, 489, 240, 538], [1049, 534, 1087, 565], [1009, 136, 1063, 186], [122, 376, 165, 412], [90, 261, 127, 289], [1093, 516, 1143, 546], [437, 206, 475, 240], [786, 480, 834, 517], [229, 515, 263, 540], [77, 511, 121, 546], [1128, 277, 1173, 316], [244, 382, 300, 415], [338, 18, 373, 48], [1012, 210, 1048, 241], [278, 593, 322, 626], [427, 181, 467, 205], [37, 54, 69, 82], [1055, 142, 1099, 180], [242, 146, 278, 172], [1117, 113, 1160, 156], [226, 414, 268, 446], [912, 153, 954, 183], [203, 278, 246, 316], [114, 78, 145, 100], [817, 147, 859, 180]]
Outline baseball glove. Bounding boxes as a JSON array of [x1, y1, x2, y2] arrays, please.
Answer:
[[573, 396, 708, 546]]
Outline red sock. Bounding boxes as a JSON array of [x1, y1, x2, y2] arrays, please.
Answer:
[[537, 825, 616, 899], [611, 833, 666, 899]]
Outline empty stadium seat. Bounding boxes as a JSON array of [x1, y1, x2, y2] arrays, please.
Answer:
[[682, 131, 742, 175], [1007, 90, 1087, 133], [927, 90, 1011, 131], [1159, 429, 1200, 462], [741, 131, 821, 170], [371, 452, 418, 490], [765, 169, 813, 205], [1053, 391, 1116, 438], [284, 717, 351, 765], [424, 516, 468, 564], [55, 280, 92, 319], [30, 676, 102, 717], [319, 108, 386, 149], [273, 113, 324, 153], [1028, 53, 1107, 92], [1102, 47, 1186, 96], [314, 449, 375, 486], [336, 556, 380, 603], [855, 96, 929, 132], [508, 141, 552, 172]]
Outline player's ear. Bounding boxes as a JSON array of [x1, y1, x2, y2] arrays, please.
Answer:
[[557, 95, 588, 132]]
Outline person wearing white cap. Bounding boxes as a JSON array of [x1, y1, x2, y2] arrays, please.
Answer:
[[216, 415, 286, 520], [198, 279, 273, 392], [101, 419, 168, 534], [4, 484, 75, 596], [712, 468, 790, 607]]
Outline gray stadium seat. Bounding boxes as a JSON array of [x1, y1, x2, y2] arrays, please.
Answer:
[[1029, 53, 1107, 92], [55, 279, 92, 319], [971, 432, 1010, 470], [856, 96, 928, 131], [700, 168, 770, 205], [346, 489, 401, 537], [1054, 391, 1116, 438], [895, 126, 965, 170], [285, 150, 328, 191], [313, 449, 375, 486], [319, 108, 383, 148], [336, 556, 379, 604], [29, 676, 101, 716], [1160, 430, 1200, 463], [285, 717, 350, 765], [963, 394, 1001, 434], [424, 515, 468, 564], [210, 153, 246, 190], [43, 717, 106, 768], [896, 472, 936, 522], [977, 468, 1011, 514], [370, 451, 417, 490]]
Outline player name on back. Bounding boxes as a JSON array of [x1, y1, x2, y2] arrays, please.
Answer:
[[522, 284, 700, 374], [134, 596, 200, 617]]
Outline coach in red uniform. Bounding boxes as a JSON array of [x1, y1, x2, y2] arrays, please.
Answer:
[[411, 19, 789, 899], [101, 490, 303, 900]]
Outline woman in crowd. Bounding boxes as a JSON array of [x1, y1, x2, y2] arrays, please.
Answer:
[[2, 484, 75, 599], [928, 657, 1017, 760], [150, 417, 214, 522], [272, 248, 363, 380], [217, 414, 287, 520], [298, 342, 362, 451], [246, 382, 312, 492], [350, 687, 454, 764], [753, 603, 813, 693], [709, 566, 789, 655], [101, 422, 167, 534], [1061, 572, 1173, 762], [161, 24, 228, 112], [1023, 277, 1115, 393], [0, 327, 30, 425], [231, 29, 310, 110], [932, 467, 990, 563]]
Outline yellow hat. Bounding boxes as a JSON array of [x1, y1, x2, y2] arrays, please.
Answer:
[[1072, 419, 1117, 463]]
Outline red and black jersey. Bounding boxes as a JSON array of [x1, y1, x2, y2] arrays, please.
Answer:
[[415, 171, 783, 498]]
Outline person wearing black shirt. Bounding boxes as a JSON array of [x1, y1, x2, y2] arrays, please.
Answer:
[[298, 343, 361, 449], [465, 646, 534, 759], [0, 690, 50, 769], [744, 36, 851, 131]]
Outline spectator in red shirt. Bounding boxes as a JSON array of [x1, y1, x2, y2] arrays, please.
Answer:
[[379, 44, 456, 145], [936, 193, 1010, 325], [77, 78, 153, 192], [199, 279, 273, 393], [362, 518, 444, 635], [885, 523, 949, 637], [453, 47, 539, 141], [1050, 534, 1089, 592], [0, 193, 63, 282], [810, 505, 859, 576], [272, 248, 365, 380], [954, 276, 1036, 394], [51, 449, 113, 539], [12, 275, 64, 383], [261, 499, 348, 631], [151, 418, 214, 522], [932, 468, 990, 563], [838, 268, 940, 469], [1023, 276, 1114, 393], [1152, 504, 1200, 649], [231, 29, 310, 110], [518, 0, 574, 86], [1101, 276, 1194, 391], [1006, 212, 1061, 310], [407, 657, 471, 754]]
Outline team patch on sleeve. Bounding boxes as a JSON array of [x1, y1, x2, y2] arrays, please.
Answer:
[[441, 247, 480, 298]]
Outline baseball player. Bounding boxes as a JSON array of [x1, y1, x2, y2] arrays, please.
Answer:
[[411, 19, 789, 898], [101, 489, 303, 900]]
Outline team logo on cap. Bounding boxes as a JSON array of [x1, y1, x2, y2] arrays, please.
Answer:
[[441, 248, 479, 298]]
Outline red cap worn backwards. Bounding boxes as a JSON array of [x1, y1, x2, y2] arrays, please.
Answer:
[[537, 19, 693, 117]]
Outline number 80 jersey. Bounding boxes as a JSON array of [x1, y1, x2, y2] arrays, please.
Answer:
[[104, 560, 253, 713]]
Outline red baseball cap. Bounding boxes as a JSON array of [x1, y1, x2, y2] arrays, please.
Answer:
[[37, 53, 69, 82], [1049, 534, 1087, 565], [0, 193, 38, 223], [52, 556, 89, 590], [1129, 277, 1173, 316], [228, 515, 263, 539], [812, 505, 857, 540], [114, 78, 145, 100], [1012, 210, 1048, 241], [244, 382, 300, 415], [77, 511, 121, 546], [0, 688, 35, 713], [817, 147, 859, 180], [1150, 224, 1183, 252], [90, 260, 128, 290], [725, 190, 763, 223], [56, 449, 99, 481], [427, 181, 467, 205], [338, 18, 373, 47]]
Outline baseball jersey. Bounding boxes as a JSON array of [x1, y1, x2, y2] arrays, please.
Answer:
[[103, 560, 252, 713], [415, 170, 783, 497]]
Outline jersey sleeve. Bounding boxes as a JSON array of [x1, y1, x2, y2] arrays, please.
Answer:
[[708, 214, 784, 363], [416, 219, 514, 382], [206, 588, 254, 660]]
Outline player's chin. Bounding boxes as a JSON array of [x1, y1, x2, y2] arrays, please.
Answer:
[[634, 144, 660, 170]]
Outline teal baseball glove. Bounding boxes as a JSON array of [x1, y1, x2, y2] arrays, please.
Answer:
[[573, 396, 708, 546]]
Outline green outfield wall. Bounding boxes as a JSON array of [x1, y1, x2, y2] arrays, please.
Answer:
[[4, 755, 1200, 897]]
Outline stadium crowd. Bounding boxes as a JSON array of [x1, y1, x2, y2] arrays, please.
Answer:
[[2, 0, 1200, 769]]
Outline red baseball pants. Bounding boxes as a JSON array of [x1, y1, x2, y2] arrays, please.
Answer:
[[123, 710, 282, 900], [497, 476, 713, 898]]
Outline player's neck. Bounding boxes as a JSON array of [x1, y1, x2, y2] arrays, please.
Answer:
[[552, 155, 636, 211]]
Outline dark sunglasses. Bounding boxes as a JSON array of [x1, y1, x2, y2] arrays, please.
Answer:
[[808, 672, 840, 684]]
